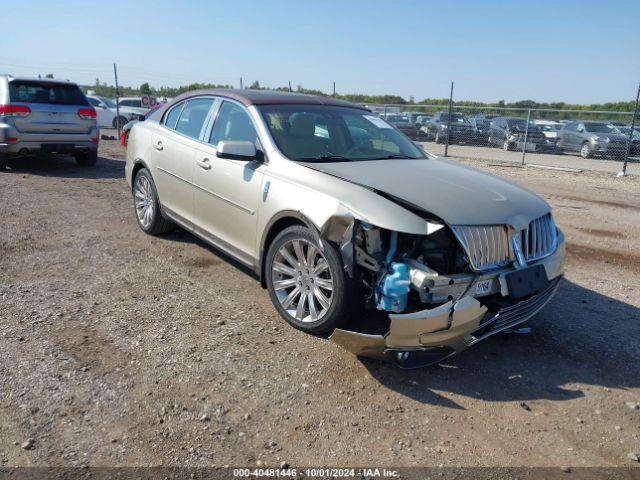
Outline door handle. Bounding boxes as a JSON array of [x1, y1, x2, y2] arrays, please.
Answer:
[[197, 158, 211, 170], [153, 141, 163, 151]]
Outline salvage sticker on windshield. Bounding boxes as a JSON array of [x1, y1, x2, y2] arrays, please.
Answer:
[[364, 115, 393, 128], [475, 279, 492, 295]]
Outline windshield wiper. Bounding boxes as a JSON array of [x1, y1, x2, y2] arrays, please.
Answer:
[[296, 154, 352, 162], [377, 154, 416, 159]]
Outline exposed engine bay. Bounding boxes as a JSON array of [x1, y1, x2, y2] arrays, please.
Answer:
[[325, 217, 565, 369]]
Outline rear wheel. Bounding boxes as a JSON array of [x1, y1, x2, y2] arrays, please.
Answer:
[[74, 150, 97, 166], [580, 142, 592, 159], [132, 168, 174, 235], [265, 225, 354, 334], [113, 116, 128, 129]]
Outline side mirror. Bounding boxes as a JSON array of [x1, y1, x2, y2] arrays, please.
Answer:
[[216, 140, 257, 161]]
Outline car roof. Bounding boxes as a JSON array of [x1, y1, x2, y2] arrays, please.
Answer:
[[1, 74, 77, 85], [163, 88, 369, 110]]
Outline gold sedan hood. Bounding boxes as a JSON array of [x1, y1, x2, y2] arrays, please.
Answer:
[[301, 157, 550, 229]]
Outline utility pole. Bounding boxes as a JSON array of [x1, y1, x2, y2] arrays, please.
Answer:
[[113, 63, 121, 132], [521, 109, 531, 165], [239, 77, 243, 89], [444, 81, 454, 157], [333, 82, 336, 97], [619, 81, 640, 177], [288, 80, 292, 92]]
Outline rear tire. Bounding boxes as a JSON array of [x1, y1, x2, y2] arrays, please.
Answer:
[[580, 142, 592, 159], [132, 168, 174, 235], [74, 150, 98, 166], [113, 116, 128, 129], [265, 225, 356, 335]]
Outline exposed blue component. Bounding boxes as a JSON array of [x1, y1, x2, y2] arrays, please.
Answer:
[[375, 231, 410, 313], [376, 262, 410, 312]]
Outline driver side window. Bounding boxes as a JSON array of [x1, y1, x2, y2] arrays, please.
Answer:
[[209, 101, 258, 147]]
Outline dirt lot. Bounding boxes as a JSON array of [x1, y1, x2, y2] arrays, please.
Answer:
[[1, 138, 639, 469]]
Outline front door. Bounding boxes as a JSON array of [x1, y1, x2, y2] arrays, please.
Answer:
[[192, 100, 265, 265]]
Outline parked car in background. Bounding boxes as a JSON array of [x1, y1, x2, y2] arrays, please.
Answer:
[[0, 75, 99, 170], [118, 96, 151, 115], [556, 121, 628, 158], [425, 112, 474, 144], [125, 89, 565, 368], [619, 126, 640, 155], [488, 117, 552, 151], [534, 120, 563, 143], [86, 95, 142, 128], [385, 114, 420, 139], [414, 114, 431, 129], [120, 104, 162, 146], [467, 116, 492, 145]]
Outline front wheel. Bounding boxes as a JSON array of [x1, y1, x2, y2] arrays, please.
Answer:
[[503, 139, 513, 151], [580, 142, 592, 159], [265, 225, 354, 334], [132, 168, 174, 235]]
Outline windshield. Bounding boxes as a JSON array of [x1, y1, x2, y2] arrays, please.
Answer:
[[508, 119, 539, 131], [99, 97, 117, 108], [385, 114, 410, 123], [440, 113, 467, 123], [584, 123, 620, 134], [259, 105, 425, 162]]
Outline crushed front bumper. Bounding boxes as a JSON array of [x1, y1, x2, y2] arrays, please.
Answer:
[[331, 242, 565, 369]]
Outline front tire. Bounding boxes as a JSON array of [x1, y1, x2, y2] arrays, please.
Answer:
[[580, 142, 592, 159], [503, 139, 513, 151], [132, 168, 174, 235], [265, 225, 353, 334]]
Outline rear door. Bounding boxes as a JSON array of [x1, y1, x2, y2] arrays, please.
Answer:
[[8, 80, 92, 134], [152, 97, 215, 224]]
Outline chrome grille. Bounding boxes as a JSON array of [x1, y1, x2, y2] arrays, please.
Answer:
[[518, 213, 558, 262], [451, 225, 510, 271], [452, 213, 558, 271]]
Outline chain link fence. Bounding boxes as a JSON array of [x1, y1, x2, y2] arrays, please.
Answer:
[[362, 95, 640, 176]]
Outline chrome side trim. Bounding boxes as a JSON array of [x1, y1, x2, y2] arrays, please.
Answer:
[[160, 206, 256, 268], [157, 166, 255, 215], [156, 166, 191, 185], [192, 183, 255, 215]]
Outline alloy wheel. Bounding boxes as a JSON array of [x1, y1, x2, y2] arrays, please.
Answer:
[[134, 175, 155, 229], [271, 238, 334, 323]]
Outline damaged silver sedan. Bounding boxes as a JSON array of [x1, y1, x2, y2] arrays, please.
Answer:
[[125, 89, 565, 368]]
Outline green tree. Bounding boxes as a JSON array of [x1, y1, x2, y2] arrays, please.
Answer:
[[140, 82, 151, 94]]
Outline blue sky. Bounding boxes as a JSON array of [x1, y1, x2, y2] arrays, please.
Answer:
[[2, 0, 639, 103]]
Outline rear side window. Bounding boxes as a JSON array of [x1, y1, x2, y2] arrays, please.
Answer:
[[9, 81, 88, 106], [163, 103, 185, 130], [175, 98, 214, 139]]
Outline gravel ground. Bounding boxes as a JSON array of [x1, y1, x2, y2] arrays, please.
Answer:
[[0, 138, 639, 469]]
